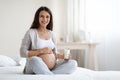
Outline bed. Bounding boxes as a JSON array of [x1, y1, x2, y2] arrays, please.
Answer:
[[0, 55, 120, 80], [0, 66, 92, 80], [0, 66, 120, 80]]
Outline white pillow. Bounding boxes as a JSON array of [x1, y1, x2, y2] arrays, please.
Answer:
[[10, 56, 26, 66], [18, 58, 26, 66], [10, 56, 22, 66], [0, 55, 17, 67]]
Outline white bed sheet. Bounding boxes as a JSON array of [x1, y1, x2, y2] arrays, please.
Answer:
[[0, 66, 120, 80], [0, 66, 92, 80]]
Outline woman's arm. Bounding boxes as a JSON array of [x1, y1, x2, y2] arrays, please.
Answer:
[[20, 30, 31, 58], [28, 47, 52, 57], [57, 53, 64, 59], [51, 31, 65, 59]]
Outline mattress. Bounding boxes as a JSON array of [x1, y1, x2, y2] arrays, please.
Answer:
[[0, 66, 93, 80], [0, 66, 120, 80]]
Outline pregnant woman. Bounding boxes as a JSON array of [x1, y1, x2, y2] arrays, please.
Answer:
[[20, 6, 77, 75]]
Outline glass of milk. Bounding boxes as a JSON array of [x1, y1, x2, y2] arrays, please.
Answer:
[[64, 48, 70, 60]]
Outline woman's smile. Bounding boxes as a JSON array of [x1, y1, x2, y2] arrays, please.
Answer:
[[39, 11, 50, 27]]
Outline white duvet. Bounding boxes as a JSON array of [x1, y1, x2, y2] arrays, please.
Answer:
[[0, 66, 120, 80], [0, 66, 92, 80]]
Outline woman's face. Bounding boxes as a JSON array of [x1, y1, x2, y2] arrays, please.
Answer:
[[39, 10, 50, 28]]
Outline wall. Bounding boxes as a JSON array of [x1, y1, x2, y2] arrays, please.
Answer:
[[0, 0, 67, 57], [0, 0, 37, 56]]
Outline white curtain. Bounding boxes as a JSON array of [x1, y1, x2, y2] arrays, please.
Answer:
[[67, 0, 86, 42], [67, 0, 86, 67], [67, 0, 99, 70]]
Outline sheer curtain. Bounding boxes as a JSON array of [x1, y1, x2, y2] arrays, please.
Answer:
[[67, 0, 98, 70], [67, 0, 86, 67], [67, 0, 86, 42]]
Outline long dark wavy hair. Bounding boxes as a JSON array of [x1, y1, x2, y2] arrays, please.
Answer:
[[30, 6, 53, 31]]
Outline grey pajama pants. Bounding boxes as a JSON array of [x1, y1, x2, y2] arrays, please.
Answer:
[[24, 56, 78, 75]]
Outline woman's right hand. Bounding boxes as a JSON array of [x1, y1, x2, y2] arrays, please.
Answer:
[[28, 47, 52, 57], [38, 47, 52, 55]]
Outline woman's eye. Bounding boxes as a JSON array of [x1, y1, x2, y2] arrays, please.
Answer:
[[46, 16, 50, 18], [40, 15, 44, 18], [40, 15, 50, 19]]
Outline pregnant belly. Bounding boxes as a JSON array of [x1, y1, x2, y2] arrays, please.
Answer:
[[39, 53, 56, 69]]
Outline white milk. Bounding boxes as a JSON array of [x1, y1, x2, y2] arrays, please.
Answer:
[[64, 48, 70, 59]]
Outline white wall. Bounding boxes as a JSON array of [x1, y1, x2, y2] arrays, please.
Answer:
[[0, 0, 67, 56], [85, 0, 120, 70], [0, 0, 38, 56]]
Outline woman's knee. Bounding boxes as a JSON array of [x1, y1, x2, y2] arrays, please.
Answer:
[[68, 60, 78, 67]]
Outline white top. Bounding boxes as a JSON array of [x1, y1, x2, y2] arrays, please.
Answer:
[[37, 34, 55, 49]]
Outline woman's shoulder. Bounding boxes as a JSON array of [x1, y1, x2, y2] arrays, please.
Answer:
[[25, 29, 37, 36], [48, 30, 55, 34], [48, 30, 56, 40], [28, 29, 36, 32], [49, 30, 56, 38], [26, 29, 36, 34]]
